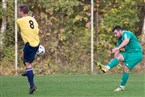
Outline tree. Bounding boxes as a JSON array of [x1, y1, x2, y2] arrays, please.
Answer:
[[140, 2, 145, 45], [0, 0, 7, 53]]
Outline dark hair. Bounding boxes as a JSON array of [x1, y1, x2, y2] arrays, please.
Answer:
[[112, 26, 123, 32], [19, 4, 29, 14]]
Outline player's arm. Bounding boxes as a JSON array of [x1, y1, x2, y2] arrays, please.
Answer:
[[117, 39, 129, 50], [112, 39, 129, 53], [16, 19, 21, 29]]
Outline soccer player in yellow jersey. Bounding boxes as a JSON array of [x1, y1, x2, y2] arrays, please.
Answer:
[[16, 4, 39, 94]]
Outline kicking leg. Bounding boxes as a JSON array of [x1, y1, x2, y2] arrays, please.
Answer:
[[98, 51, 124, 73]]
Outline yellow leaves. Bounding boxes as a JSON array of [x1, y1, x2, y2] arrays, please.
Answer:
[[73, 15, 89, 28], [46, 33, 51, 36], [46, 8, 54, 15], [58, 29, 66, 41], [85, 22, 91, 28], [60, 28, 65, 33], [107, 28, 112, 32], [97, 40, 114, 52], [58, 33, 66, 41], [74, 15, 83, 22], [40, 12, 47, 20], [111, 8, 117, 14], [107, 50, 112, 56], [40, 12, 57, 24], [124, 0, 132, 3], [83, 12, 91, 17], [50, 16, 57, 22], [83, 5, 90, 11]]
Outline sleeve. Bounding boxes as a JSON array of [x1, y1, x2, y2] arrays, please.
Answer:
[[16, 19, 21, 32], [123, 33, 130, 40], [116, 32, 130, 48], [16, 19, 20, 27]]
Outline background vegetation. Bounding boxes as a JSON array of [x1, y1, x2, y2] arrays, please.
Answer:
[[0, 0, 145, 75]]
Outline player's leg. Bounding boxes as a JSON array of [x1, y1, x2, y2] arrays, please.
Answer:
[[114, 52, 143, 92], [23, 43, 38, 94], [107, 51, 124, 68], [25, 62, 34, 88], [98, 51, 124, 73], [25, 62, 37, 94], [114, 65, 130, 91], [120, 66, 130, 88]]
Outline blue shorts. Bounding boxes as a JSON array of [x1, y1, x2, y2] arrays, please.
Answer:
[[23, 43, 39, 63]]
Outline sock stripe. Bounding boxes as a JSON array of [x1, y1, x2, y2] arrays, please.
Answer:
[[26, 68, 32, 72]]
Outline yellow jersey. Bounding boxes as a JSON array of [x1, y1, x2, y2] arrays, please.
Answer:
[[16, 16, 40, 47]]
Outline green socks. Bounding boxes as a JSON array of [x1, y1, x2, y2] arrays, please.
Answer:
[[120, 72, 129, 87], [107, 58, 119, 69], [106, 58, 129, 88], [106, 58, 129, 87]]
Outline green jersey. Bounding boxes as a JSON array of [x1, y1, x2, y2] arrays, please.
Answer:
[[117, 30, 142, 53]]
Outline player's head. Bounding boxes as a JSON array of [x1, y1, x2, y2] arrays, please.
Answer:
[[112, 26, 123, 38], [18, 4, 29, 17]]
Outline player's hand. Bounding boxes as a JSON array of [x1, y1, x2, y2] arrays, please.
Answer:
[[112, 47, 119, 54]]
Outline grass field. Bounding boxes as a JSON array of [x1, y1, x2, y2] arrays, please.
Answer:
[[0, 74, 144, 97]]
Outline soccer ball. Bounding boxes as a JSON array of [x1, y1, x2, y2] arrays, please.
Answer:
[[36, 45, 45, 55]]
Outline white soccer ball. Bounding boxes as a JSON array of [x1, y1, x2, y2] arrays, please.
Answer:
[[36, 45, 45, 55]]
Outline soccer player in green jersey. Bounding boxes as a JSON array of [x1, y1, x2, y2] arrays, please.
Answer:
[[98, 26, 143, 91], [16, 4, 40, 94]]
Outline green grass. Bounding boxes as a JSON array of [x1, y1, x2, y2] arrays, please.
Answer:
[[0, 74, 144, 97]]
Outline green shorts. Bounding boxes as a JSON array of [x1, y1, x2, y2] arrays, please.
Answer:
[[121, 52, 143, 70]]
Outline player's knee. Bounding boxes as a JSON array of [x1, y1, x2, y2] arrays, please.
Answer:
[[114, 54, 121, 59], [25, 62, 32, 68], [123, 66, 130, 72], [114, 54, 124, 61], [114, 54, 118, 59], [113, 51, 120, 58]]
